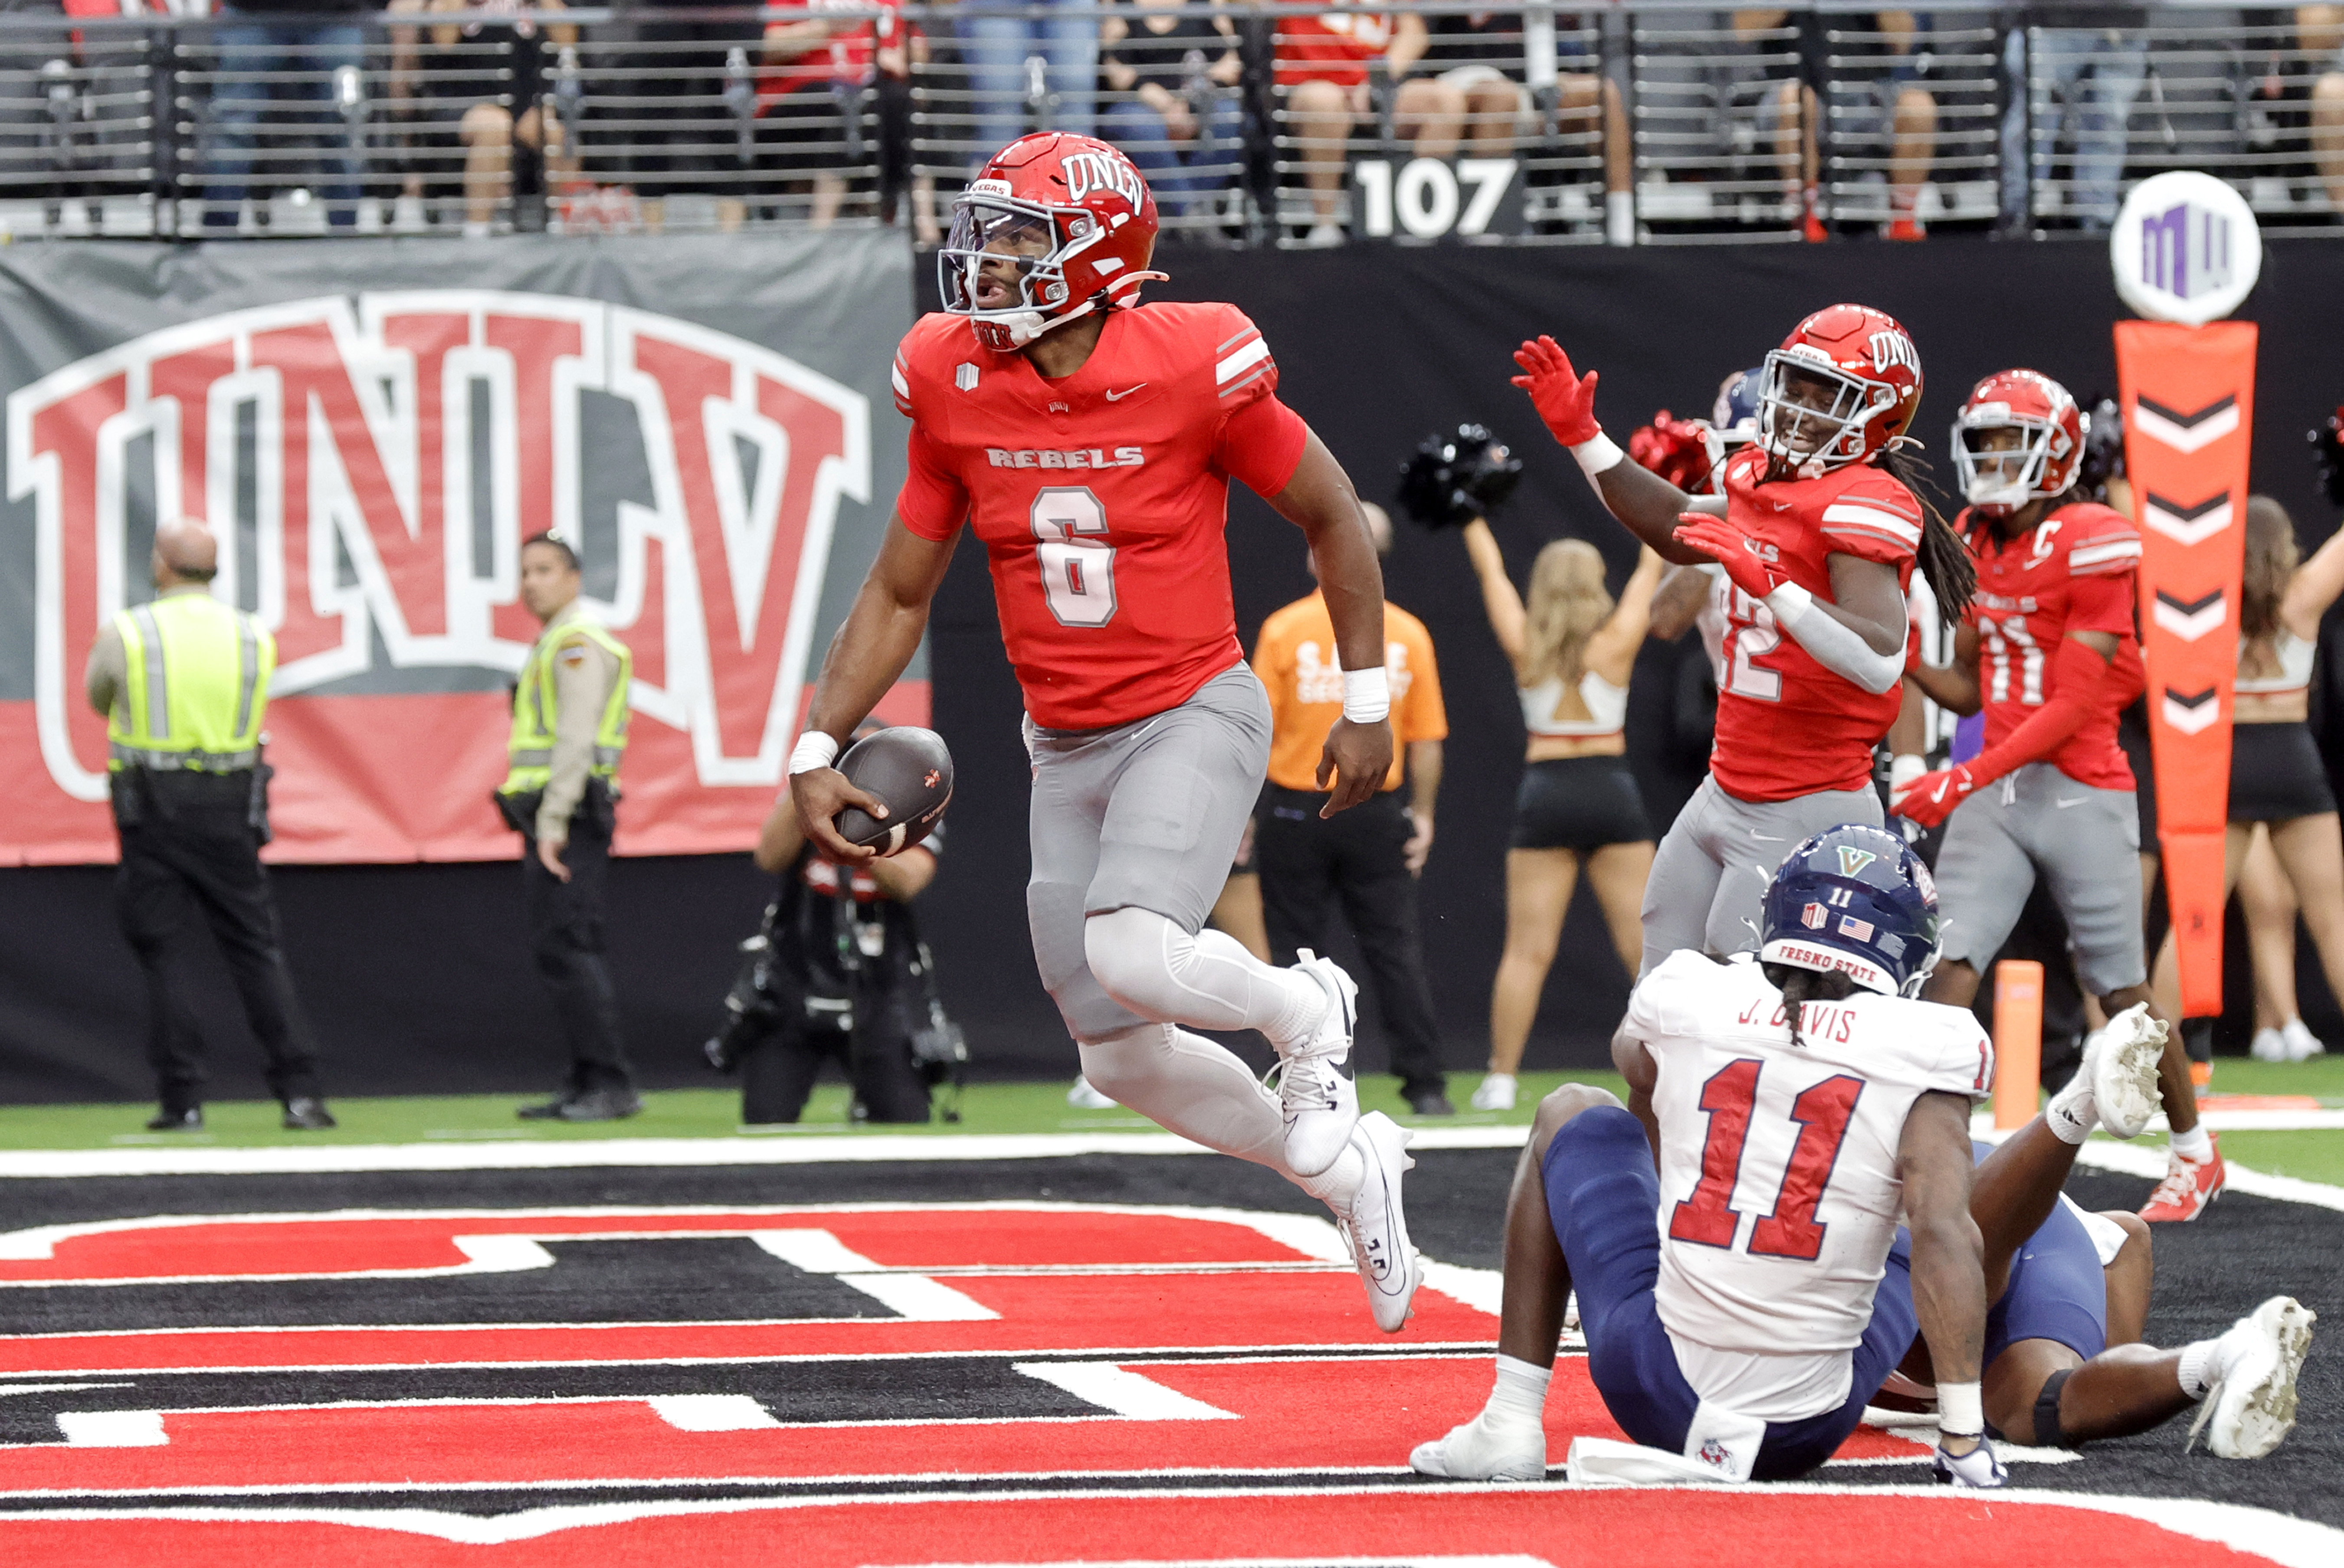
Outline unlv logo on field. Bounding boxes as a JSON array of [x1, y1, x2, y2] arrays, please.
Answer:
[[7, 293, 871, 803]]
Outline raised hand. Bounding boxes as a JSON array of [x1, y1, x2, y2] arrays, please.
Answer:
[[1510, 335, 1602, 447]]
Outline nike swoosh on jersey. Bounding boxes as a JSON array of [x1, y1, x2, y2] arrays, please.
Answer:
[[1104, 383, 1147, 401], [2054, 797, 2088, 808]]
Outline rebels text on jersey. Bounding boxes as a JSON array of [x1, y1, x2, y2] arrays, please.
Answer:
[[1961, 502, 2145, 792], [1710, 447, 1921, 802], [893, 302, 1309, 731], [1623, 950, 1993, 1421]]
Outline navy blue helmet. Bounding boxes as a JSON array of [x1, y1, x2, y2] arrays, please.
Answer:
[[1711, 367, 1764, 448], [1759, 824, 1941, 997]]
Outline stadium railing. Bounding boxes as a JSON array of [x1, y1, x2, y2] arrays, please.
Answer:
[[0, 3, 2334, 243]]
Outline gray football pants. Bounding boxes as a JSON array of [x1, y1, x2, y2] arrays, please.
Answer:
[[1639, 773, 1885, 976], [1934, 762, 2145, 995], [1026, 662, 1272, 1042]]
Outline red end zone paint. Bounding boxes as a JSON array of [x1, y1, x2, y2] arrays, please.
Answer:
[[0, 1489, 2305, 1568]]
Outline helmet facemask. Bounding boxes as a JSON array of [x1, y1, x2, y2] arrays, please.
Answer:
[[940, 185, 1111, 352], [1757, 350, 1890, 478], [1954, 411, 2056, 517]]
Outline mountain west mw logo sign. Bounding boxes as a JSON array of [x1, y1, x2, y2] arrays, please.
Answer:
[[2110, 171, 2263, 326], [8, 293, 870, 806]]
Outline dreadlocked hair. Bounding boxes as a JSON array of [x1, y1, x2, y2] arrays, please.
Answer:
[[1876, 443, 1977, 623], [1765, 964, 1862, 1049]]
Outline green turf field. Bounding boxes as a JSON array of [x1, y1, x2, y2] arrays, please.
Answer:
[[6, 1057, 2341, 1184]]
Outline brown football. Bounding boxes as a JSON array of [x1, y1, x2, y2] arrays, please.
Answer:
[[833, 725, 954, 856]]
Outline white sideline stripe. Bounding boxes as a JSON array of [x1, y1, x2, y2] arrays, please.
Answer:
[[0, 1483, 2331, 1556], [1974, 1122, 2344, 1213], [646, 1395, 781, 1433], [56, 1411, 166, 1447], [1011, 1362, 1238, 1421], [9, 1110, 2344, 1179], [0, 1126, 1547, 1181], [1972, 1107, 2344, 1135]]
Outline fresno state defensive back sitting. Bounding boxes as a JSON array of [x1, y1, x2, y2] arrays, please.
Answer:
[[788, 133, 1423, 1331], [1511, 308, 1977, 975], [1412, 825, 2004, 1486]]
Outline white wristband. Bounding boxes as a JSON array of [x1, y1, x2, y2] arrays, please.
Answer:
[[1936, 1381, 1984, 1438], [1342, 665, 1391, 725], [1890, 753, 1927, 792], [1764, 580, 1813, 629], [788, 731, 841, 776], [1570, 431, 1625, 480]]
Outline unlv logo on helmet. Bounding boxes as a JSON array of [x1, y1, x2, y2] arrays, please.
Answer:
[[8, 293, 870, 805], [1062, 149, 1145, 210], [1867, 330, 1921, 378]]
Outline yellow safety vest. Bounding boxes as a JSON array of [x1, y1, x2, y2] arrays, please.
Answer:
[[499, 612, 633, 796], [106, 590, 275, 773]]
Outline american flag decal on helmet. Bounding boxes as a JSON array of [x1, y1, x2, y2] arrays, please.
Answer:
[[1838, 915, 1876, 942]]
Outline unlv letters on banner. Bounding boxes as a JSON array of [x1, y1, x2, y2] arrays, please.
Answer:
[[0, 236, 913, 865]]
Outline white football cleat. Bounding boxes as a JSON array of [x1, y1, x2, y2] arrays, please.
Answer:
[[1278, 950, 1360, 1177], [2090, 1003, 2167, 1139], [2190, 1296, 2316, 1459], [1411, 1411, 1544, 1481], [1471, 1072, 1518, 1112], [1066, 1075, 1117, 1110], [1335, 1110, 1419, 1332]]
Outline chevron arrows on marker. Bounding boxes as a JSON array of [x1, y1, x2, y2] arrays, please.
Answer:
[[2153, 588, 2228, 642], [2132, 393, 2240, 454], [2162, 686, 2223, 735], [2142, 491, 2234, 547]]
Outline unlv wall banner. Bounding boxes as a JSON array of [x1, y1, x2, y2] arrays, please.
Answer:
[[0, 233, 914, 865], [2117, 317, 2255, 1017]]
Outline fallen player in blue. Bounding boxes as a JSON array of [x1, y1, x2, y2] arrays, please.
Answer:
[[1874, 1043, 2314, 1461]]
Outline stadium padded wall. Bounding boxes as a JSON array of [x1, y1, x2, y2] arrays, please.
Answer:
[[3, 238, 2342, 1103]]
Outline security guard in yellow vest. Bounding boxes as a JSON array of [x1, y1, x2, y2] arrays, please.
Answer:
[[498, 531, 641, 1121], [83, 520, 333, 1133]]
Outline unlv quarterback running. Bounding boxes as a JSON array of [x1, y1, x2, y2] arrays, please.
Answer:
[[788, 134, 1422, 1330], [1413, 826, 2006, 1486], [1512, 308, 1976, 974], [1898, 370, 2218, 1222]]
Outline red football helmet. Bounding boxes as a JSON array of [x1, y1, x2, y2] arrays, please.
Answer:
[[1755, 304, 1924, 478], [1951, 369, 2084, 517], [939, 133, 1164, 352]]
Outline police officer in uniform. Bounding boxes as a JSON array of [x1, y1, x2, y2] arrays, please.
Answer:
[[83, 520, 334, 1132], [498, 530, 642, 1121]]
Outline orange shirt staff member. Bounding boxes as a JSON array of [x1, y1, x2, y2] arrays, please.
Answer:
[[1253, 503, 1454, 1115]]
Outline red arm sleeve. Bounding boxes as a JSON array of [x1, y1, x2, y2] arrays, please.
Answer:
[[2062, 570, 2137, 638], [1964, 635, 2114, 787], [1214, 393, 1311, 501], [895, 424, 969, 541]]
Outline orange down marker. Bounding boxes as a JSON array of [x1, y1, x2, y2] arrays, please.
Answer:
[[1993, 960, 2044, 1132]]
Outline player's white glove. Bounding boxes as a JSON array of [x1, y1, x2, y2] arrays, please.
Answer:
[[1931, 1437, 2007, 1488]]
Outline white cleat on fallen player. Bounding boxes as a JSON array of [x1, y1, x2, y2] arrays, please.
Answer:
[[2091, 1002, 2168, 1139], [1411, 1410, 1545, 1481], [1279, 949, 1360, 1177], [2190, 1296, 2316, 1459], [1066, 1075, 1118, 1110], [1336, 1110, 1420, 1332]]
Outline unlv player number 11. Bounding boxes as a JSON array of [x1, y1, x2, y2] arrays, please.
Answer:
[[786, 133, 1427, 1334]]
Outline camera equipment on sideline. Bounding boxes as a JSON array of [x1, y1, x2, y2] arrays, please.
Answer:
[[1397, 423, 1524, 529]]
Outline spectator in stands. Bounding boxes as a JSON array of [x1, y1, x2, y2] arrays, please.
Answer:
[[1099, 0, 1242, 217], [607, 0, 766, 232], [388, 0, 577, 237], [1277, 5, 1466, 246], [1419, 9, 1633, 242], [2000, 5, 2147, 231], [2299, 5, 2344, 215], [958, 0, 1098, 166], [200, 0, 379, 232], [762, 0, 937, 237], [1746, 8, 1938, 241]]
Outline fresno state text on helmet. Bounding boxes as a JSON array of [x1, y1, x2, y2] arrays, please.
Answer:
[[985, 445, 1147, 470]]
